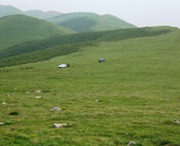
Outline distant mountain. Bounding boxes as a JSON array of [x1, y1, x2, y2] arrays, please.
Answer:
[[0, 14, 74, 51], [47, 12, 137, 32], [0, 5, 62, 19], [0, 5, 137, 32], [25, 10, 62, 19], [0, 5, 23, 17]]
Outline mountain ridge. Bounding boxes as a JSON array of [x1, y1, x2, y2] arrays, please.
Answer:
[[47, 12, 137, 32], [0, 5, 137, 32], [0, 5, 61, 19]]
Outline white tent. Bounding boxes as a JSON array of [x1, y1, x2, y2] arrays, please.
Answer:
[[58, 64, 70, 68]]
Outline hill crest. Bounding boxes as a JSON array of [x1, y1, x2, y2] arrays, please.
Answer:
[[0, 14, 74, 50], [0, 5, 137, 32], [47, 12, 137, 32]]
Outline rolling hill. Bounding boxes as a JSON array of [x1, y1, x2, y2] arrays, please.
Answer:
[[0, 5, 23, 17], [0, 5, 137, 32], [0, 26, 177, 67], [47, 12, 137, 32], [25, 10, 62, 19], [0, 5, 61, 19], [0, 14, 74, 51]]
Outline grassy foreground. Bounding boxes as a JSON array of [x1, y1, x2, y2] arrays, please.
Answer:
[[0, 31, 180, 146]]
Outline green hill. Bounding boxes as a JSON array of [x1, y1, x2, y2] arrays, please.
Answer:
[[0, 5, 23, 17], [0, 5, 137, 32], [0, 26, 179, 145], [0, 5, 62, 19], [25, 10, 62, 19], [0, 26, 177, 67], [47, 12, 137, 32], [0, 14, 74, 50]]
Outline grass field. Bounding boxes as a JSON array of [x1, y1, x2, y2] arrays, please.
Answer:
[[0, 30, 180, 145]]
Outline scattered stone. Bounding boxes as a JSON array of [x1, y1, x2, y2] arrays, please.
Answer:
[[173, 119, 180, 124], [53, 123, 67, 128], [51, 107, 62, 111], [127, 141, 136, 146], [35, 96, 41, 99], [25, 91, 30, 94], [0, 122, 5, 126], [35, 90, 41, 93], [2, 102, 7, 105]]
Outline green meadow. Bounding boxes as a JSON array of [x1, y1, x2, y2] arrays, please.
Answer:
[[0, 29, 180, 146]]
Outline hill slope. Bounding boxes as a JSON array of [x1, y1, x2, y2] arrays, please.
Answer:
[[47, 12, 137, 32], [0, 26, 177, 67], [0, 28, 179, 145], [0, 14, 74, 50]]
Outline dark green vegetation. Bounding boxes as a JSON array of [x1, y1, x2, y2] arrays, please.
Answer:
[[47, 12, 136, 32], [0, 26, 180, 145], [0, 26, 177, 67], [0, 14, 74, 51]]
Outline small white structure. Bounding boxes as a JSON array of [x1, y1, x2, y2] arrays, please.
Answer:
[[58, 64, 70, 68], [98, 58, 106, 62]]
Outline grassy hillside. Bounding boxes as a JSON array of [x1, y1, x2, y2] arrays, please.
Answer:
[[0, 26, 177, 67], [0, 15, 74, 51], [0, 28, 179, 145], [47, 12, 137, 32]]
